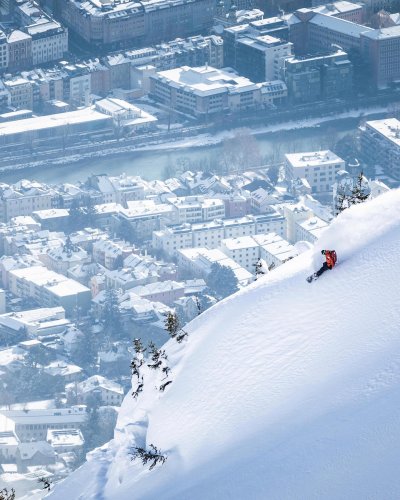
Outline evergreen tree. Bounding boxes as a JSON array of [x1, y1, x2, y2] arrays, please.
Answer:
[[164, 311, 187, 343], [102, 287, 124, 339], [206, 263, 239, 299], [71, 330, 98, 372], [335, 186, 348, 215], [164, 312, 180, 340], [130, 444, 167, 470], [82, 393, 102, 452], [335, 172, 370, 216], [350, 172, 370, 205], [268, 164, 280, 185], [82, 197, 97, 228], [68, 199, 85, 232]]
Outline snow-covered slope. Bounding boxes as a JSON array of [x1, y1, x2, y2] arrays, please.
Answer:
[[52, 189, 400, 500]]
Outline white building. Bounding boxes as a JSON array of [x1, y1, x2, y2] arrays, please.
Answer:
[[285, 150, 345, 193], [3, 77, 33, 110], [295, 216, 329, 243], [128, 280, 185, 306], [28, 20, 68, 65], [0, 289, 5, 314], [42, 244, 90, 276], [361, 118, 400, 180], [0, 406, 87, 442], [167, 196, 225, 224], [0, 306, 69, 338], [115, 200, 175, 241], [89, 174, 146, 205], [152, 213, 286, 257], [8, 266, 91, 316], [150, 65, 263, 117], [47, 428, 84, 456], [66, 375, 124, 406], [95, 98, 157, 132], [253, 233, 298, 268], [220, 235, 260, 272], [177, 247, 253, 286]]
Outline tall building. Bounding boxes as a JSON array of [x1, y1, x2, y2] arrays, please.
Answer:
[[285, 50, 353, 103], [233, 34, 292, 82], [361, 27, 400, 88]]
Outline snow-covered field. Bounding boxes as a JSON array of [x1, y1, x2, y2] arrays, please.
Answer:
[[50, 189, 400, 500]]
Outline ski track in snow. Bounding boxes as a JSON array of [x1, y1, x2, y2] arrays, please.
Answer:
[[50, 189, 400, 500]]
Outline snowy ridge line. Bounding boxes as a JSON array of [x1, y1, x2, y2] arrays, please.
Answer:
[[50, 189, 400, 499]]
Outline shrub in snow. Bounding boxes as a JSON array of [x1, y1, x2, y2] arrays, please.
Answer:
[[38, 478, 51, 492], [130, 338, 146, 379], [130, 444, 167, 470], [0, 489, 15, 500], [132, 376, 144, 400], [147, 342, 168, 370]]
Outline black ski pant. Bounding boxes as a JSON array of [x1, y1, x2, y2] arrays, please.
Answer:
[[316, 262, 331, 277]]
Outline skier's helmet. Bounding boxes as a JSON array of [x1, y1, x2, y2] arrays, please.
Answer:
[[321, 250, 325, 255]]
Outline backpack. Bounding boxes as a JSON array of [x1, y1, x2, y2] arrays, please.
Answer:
[[326, 250, 337, 268]]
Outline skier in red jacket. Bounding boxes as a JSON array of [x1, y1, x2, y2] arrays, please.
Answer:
[[315, 250, 337, 278]]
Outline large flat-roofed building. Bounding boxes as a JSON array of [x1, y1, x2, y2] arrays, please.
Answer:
[[61, 0, 215, 50], [361, 26, 400, 88], [0, 106, 112, 152], [8, 266, 91, 316], [150, 65, 262, 117], [0, 406, 87, 442], [360, 118, 400, 180], [285, 150, 345, 193]]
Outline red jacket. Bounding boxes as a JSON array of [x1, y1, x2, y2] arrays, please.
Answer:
[[325, 250, 337, 269]]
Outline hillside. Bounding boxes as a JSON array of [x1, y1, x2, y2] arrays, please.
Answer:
[[51, 189, 400, 500]]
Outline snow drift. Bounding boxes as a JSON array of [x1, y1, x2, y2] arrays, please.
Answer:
[[51, 189, 400, 500]]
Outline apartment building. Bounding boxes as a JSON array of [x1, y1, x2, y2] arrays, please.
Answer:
[[152, 213, 286, 256], [167, 196, 225, 224], [3, 77, 33, 109], [66, 375, 124, 406], [28, 20, 68, 65], [360, 118, 400, 180], [61, 0, 215, 49], [285, 150, 345, 193], [0, 180, 55, 221]]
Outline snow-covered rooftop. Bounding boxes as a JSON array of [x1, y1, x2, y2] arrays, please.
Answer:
[[154, 65, 259, 96], [285, 150, 344, 168]]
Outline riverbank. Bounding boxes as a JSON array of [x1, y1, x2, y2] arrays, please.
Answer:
[[0, 103, 390, 185]]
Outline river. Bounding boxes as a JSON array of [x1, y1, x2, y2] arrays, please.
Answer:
[[0, 118, 361, 185]]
